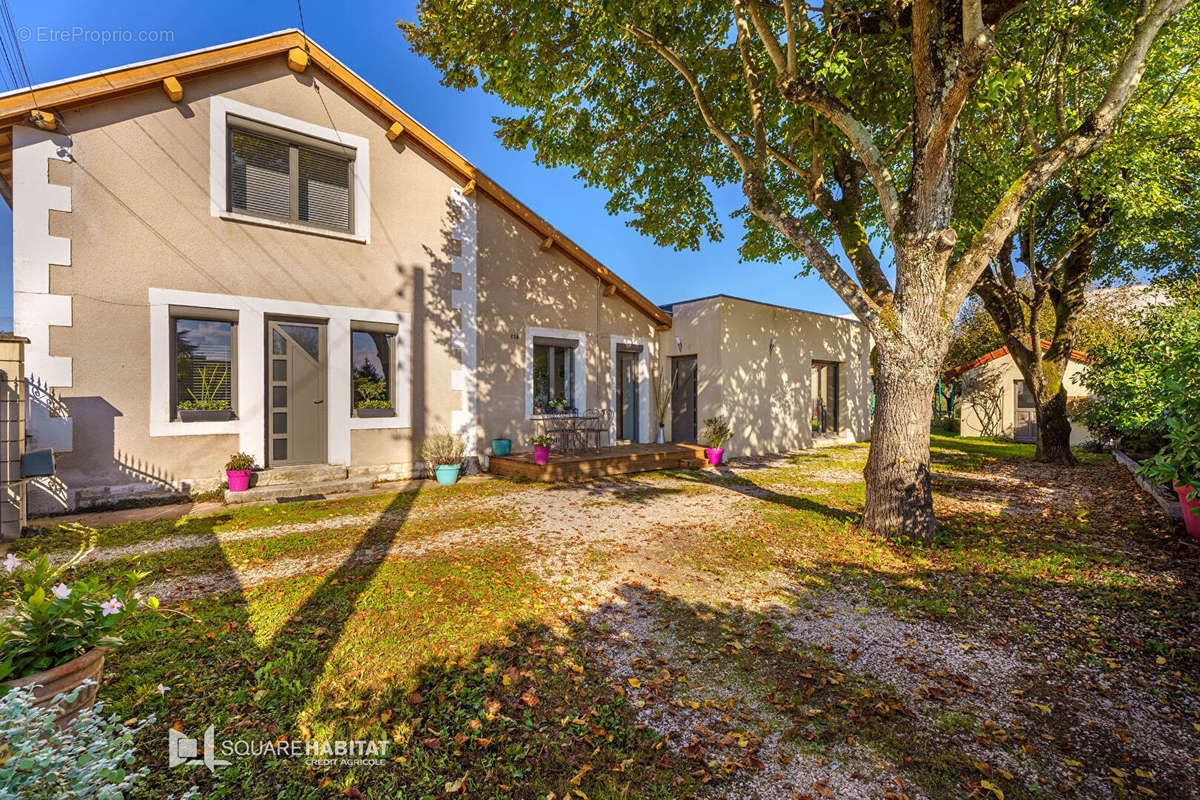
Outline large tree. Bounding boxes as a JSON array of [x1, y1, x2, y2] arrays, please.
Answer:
[[402, 0, 1190, 540], [958, 7, 1200, 463]]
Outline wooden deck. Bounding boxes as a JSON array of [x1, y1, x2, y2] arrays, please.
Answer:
[[488, 443, 707, 481]]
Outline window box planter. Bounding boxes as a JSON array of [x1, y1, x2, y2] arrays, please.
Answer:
[[178, 408, 234, 423], [3, 647, 107, 728], [354, 407, 395, 418], [434, 464, 461, 485]]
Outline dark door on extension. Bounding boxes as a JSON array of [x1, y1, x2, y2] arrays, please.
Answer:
[[670, 355, 697, 443], [1013, 380, 1036, 443], [617, 347, 641, 442], [267, 320, 328, 466]]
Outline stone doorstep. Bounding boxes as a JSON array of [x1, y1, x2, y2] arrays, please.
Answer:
[[249, 465, 349, 487], [224, 476, 375, 505]]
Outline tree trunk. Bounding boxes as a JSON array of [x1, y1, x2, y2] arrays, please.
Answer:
[[1035, 387, 1076, 465], [863, 355, 941, 542]]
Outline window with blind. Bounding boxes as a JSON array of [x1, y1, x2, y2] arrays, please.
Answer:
[[173, 316, 236, 420], [228, 124, 354, 232]]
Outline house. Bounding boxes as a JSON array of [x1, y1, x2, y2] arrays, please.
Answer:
[[945, 342, 1092, 445], [1, 31, 871, 512], [660, 296, 872, 455]]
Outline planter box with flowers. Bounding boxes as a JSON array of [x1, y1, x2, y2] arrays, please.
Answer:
[[530, 432, 554, 465], [0, 539, 157, 725], [225, 451, 256, 493]]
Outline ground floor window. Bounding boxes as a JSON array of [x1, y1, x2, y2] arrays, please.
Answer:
[[532, 339, 576, 412], [811, 361, 839, 433], [172, 310, 237, 420], [351, 324, 396, 416]]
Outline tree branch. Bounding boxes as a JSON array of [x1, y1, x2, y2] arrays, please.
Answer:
[[745, 0, 789, 75], [733, 0, 769, 166], [776, 76, 902, 234], [624, 24, 754, 174], [944, 0, 1190, 315]]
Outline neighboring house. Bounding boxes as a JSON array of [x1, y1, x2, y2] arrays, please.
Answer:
[[945, 343, 1092, 445], [661, 296, 872, 455], [0, 31, 871, 512]]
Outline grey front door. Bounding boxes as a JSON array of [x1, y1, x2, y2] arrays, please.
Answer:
[[671, 355, 697, 443], [617, 350, 639, 442], [267, 320, 327, 466], [1013, 379, 1036, 443]]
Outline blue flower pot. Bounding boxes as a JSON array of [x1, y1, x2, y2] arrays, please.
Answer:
[[434, 464, 461, 486], [491, 438, 512, 457]]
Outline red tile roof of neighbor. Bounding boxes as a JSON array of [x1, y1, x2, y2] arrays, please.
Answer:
[[943, 340, 1091, 380]]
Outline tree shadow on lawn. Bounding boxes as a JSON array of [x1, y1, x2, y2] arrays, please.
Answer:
[[101, 487, 421, 798], [667, 465, 861, 524]]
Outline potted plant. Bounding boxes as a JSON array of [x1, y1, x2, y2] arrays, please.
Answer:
[[422, 430, 465, 485], [531, 432, 554, 465], [0, 547, 157, 725], [549, 396, 572, 413], [701, 416, 732, 467], [1139, 383, 1200, 538], [491, 436, 512, 457], [352, 366, 394, 418], [225, 452, 255, 493], [651, 362, 675, 444], [177, 363, 233, 422]]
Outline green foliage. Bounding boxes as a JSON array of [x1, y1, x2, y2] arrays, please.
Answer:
[[352, 360, 390, 409], [1138, 382, 1200, 494], [0, 545, 157, 682], [701, 416, 732, 450], [178, 363, 229, 411], [223, 452, 255, 472], [420, 429, 465, 467], [530, 432, 554, 448], [1078, 282, 1200, 453], [0, 683, 173, 799]]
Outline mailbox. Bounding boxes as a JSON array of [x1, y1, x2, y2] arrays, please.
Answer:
[[20, 448, 55, 479]]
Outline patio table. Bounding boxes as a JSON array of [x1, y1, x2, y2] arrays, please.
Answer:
[[532, 412, 587, 454]]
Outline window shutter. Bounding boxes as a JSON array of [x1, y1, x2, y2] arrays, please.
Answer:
[[229, 130, 291, 219], [299, 146, 352, 230]]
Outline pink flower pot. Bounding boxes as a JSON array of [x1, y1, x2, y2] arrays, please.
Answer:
[[533, 445, 551, 465], [705, 448, 724, 467], [227, 469, 252, 492], [1175, 484, 1200, 539]]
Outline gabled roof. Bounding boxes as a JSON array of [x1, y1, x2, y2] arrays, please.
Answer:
[[0, 30, 671, 329], [943, 340, 1091, 380], [661, 293, 864, 324]]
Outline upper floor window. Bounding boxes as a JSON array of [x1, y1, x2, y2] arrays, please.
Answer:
[[228, 120, 354, 233]]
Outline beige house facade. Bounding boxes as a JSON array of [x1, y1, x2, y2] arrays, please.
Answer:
[[661, 296, 872, 456], [2, 32, 871, 512], [948, 345, 1092, 445]]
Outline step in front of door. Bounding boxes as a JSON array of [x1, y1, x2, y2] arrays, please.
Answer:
[[251, 465, 349, 487], [225, 476, 373, 504]]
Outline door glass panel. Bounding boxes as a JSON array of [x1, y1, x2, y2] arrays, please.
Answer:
[[272, 438, 287, 462], [272, 412, 287, 434], [272, 329, 286, 355], [273, 385, 287, 408], [272, 359, 287, 382], [281, 324, 320, 361]]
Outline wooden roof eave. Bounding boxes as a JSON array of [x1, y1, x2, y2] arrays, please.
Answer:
[[0, 30, 672, 329]]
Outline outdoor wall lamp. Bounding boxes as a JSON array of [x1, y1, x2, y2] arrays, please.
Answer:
[[675, 336, 682, 351]]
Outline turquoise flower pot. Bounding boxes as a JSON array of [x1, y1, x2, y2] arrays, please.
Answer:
[[434, 464, 461, 486], [491, 438, 512, 456]]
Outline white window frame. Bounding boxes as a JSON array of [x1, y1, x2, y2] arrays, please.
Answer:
[[209, 96, 371, 243], [150, 289, 410, 467], [525, 327, 587, 420]]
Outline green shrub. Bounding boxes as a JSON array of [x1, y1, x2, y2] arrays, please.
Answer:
[[701, 416, 732, 450], [0, 546, 157, 683]]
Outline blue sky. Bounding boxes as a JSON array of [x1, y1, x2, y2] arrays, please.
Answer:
[[0, 0, 856, 327]]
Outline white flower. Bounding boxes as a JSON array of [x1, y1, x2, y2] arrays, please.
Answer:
[[100, 597, 124, 616], [3, 553, 19, 573], [156, 683, 169, 696], [51, 582, 71, 599]]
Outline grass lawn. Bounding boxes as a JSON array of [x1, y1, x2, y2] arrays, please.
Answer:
[[18, 436, 1200, 799]]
